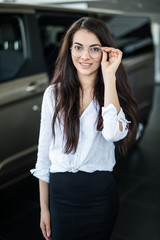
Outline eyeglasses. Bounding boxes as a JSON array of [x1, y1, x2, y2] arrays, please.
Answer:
[[70, 45, 102, 59]]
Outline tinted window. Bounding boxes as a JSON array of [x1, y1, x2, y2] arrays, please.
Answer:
[[38, 15, 84, 79], [39, 22, 66, 77], [103, 16, 154, 58], [0, 15, 26, 82]]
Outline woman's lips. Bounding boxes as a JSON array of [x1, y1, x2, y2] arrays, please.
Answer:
[[79, 62, 92, 69]]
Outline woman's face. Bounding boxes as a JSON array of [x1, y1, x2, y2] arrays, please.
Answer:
[[71, 29, 102, 79]]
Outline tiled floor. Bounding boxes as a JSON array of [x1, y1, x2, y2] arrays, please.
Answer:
[[1, 85, 160, 240]]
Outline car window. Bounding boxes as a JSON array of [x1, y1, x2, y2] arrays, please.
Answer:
[[0, 15, 26, 83], [40, 23, 66, 77], [102, 16, 154, 58], [38, 15, 83, 79]]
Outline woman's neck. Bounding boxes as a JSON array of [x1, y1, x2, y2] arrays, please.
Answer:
[[78, 73, 96, 92]]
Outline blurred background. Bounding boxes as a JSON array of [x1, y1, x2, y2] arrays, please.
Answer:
[[0, 0, 160, 239]]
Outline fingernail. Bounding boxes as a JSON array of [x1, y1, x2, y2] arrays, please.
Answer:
[[47, 233, 50, 237]]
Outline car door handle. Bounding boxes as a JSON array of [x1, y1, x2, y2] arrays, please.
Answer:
[[26, 83, 37, 92]]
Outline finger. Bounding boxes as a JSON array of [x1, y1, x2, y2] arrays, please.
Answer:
[[101, 47, 118, 53], [46, 222, 51, 239], [41, 222, 51, 240], [109, 52, 114, 58], [40, 222, 48, 240], [113, 49, 123, 57], [113, 53, 117, 58], [102, 48, 117, 59], [112, 50, 122, 60], [101, 49, 108, 63], [113, 52, 118, 58], [111, 52, 115, 58], [101, 47, 122, 56], [101, 47, 115, 51]]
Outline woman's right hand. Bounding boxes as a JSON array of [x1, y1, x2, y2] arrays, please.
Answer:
[[40, 209, 51, 240]]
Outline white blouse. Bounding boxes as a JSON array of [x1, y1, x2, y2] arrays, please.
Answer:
[[31, 85, 130, 183]]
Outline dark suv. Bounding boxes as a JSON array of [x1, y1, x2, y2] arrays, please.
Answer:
[[0, 3, 155, 189]]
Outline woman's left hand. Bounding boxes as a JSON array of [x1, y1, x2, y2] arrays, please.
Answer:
[[101, 47, 123, 80]]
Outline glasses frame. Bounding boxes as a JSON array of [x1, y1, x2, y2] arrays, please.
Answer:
[[70, 45, 102, 59]]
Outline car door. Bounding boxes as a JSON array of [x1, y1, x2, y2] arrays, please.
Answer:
[[102, 15, 155, 140], [0, 10, 49, 189]]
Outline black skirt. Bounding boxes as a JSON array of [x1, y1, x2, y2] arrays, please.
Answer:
[[49, 171, 119, 240]]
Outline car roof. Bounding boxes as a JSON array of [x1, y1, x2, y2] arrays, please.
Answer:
[[0, 2, 144, 17]]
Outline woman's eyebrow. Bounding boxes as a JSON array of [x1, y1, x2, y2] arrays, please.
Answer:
[[73, 42, 101, 47], [90, 44, 101, 47], [73, 42, 83, 46]]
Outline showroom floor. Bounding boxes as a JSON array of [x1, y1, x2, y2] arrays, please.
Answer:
[[0, 85, 160, 240]]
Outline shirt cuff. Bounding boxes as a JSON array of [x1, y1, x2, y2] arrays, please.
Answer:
[[30, 169, 50, 183], [102, 104, 131, 124]]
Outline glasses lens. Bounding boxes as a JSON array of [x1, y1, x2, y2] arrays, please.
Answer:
[[71, 45, 83, 58], [89, 47, 102, 59]]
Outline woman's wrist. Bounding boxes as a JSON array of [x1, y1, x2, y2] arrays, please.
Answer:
[[104, 76, 116, 88], [103, 73, 116, 84], [41, 204, 49, 212]]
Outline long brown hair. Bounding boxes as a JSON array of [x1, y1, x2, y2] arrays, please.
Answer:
[[51, 17, 138, 156]]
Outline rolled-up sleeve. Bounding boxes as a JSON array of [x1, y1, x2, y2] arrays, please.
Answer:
[[102, 104, 131, 142], [30, 86, 54, 183]]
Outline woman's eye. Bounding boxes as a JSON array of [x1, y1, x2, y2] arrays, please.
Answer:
[[90, 47, 101, 52], [74, 45, 82, 51]]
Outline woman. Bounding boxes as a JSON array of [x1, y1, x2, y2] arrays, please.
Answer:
[[31, 17, 138, 240]]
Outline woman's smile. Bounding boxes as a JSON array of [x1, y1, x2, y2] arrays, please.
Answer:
[[79, 62, 93, 69]]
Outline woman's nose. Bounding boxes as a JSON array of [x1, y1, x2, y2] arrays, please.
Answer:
[[81, 49, 90, 59]]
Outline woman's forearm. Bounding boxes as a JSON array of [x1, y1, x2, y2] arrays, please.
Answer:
[[104, 75, 120, 113], [39, 179, 49, 211], [104, 75, 123, 131], [101, 47, 122, 115]]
